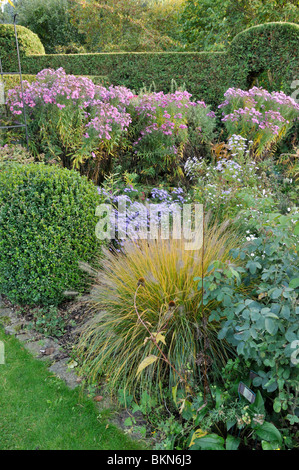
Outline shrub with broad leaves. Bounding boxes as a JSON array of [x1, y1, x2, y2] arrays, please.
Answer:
[[200, 212, 299, 425]]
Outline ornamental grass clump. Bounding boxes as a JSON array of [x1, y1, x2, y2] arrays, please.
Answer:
[[78, 220, 237, 399], [219, 87, 299, 157]]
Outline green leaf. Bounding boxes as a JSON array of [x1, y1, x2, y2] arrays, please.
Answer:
[[226, 434, 240, 450], [226, 419, 236, 431], [270, 288, 282, 300], [255, 422, 282, 445], [273, 399, 281, 413], [172, 384, 178, 405], [265, 318, 276, 335], [192, 433, 225, 450], [261, 440, 278, 450], [289, 278, 299, 289], [124, 417, 133, 426], [136, 355, 158, 376]]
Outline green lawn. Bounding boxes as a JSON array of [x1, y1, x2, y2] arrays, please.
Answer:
[[0, 328, 144, 450]]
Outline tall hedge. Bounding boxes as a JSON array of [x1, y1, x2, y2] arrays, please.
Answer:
[[0, 24, 45, 71], [23, 51, 235, 106], [2, 22, 298, 106], [0, 164, 102, 306], [229, 22, 299, 95]]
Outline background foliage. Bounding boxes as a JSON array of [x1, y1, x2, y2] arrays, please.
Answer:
[[1, 0, 84, 53], [180, 0, 299, 51], [2, 22, 296, 108]]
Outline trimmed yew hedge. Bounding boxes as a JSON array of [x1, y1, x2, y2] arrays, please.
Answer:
[[23, 50, 236, 106], [0, 24, 45, 71], [229, 22, 299, 96], [1, 22, 299, 106]]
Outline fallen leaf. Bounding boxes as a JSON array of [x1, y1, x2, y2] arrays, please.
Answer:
[[136, 355, 158, 376], [94, 395, 104, 402]]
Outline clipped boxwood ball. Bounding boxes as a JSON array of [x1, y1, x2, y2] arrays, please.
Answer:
[[0, 24, 45, 72], [0, 163, 102, 306]]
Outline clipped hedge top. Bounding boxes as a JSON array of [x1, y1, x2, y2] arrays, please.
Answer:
[[229, 22, 299, 92], [0, 24, 45, 71], [230, 21, 299, 46], [1, 21, 298, 105]]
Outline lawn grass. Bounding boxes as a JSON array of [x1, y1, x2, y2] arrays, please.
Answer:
[[0, 328, 145, 450]]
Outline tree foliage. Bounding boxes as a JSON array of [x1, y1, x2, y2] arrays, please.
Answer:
[[180, 0, 299, 51], [1, 0, 84, 53], [69, 0, 184, 52]]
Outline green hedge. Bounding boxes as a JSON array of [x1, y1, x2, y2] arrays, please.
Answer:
[[0, 24, 45, 71], [23, 51, 235, 106], [229, 22, 299, 96], [2, 74, 36, 93], [2, 22, 299, 106], [0, 164, 102, 306]]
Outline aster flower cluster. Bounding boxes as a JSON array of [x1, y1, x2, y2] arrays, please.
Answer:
[[130, 90, 208, 155], [97, 185, 190, 249], [219, 87, 299, 155], [7, 68, 133, 146]]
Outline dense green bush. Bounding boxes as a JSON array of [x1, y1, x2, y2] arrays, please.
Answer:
[[0, 24, 45, 71], [8, 0, 85, 54], [230, 22, 299, 95], [202, 212, 299, 425], [0, 163, 102, 306], [179, 1, 299, 52]]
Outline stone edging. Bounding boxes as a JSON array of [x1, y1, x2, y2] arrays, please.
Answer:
[[0, 294, 83, 389], [0, 294, 151, 446]]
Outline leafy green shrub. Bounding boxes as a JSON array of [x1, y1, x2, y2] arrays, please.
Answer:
[[0, 24, 45, 72], [202, 212, 299, 425], [0, 163, 103, 306], [229, 22, 299, 95], [11, 0, 85, 54], [78, 222, 238, 399]]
